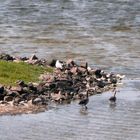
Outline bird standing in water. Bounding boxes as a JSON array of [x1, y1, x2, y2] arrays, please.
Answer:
[[79, 90, 89, 109], [109, 90, 117, 103]]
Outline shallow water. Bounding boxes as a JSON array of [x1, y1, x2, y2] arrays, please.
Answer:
[[0, 80, 140, 140], [0, 0, 140, 140]]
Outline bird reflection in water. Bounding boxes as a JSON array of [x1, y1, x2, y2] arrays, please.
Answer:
[[79, 107, 89, 115], [109, 102, 117, 110]]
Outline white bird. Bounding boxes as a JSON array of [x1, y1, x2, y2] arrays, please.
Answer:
[[55, 60, 63, 69]]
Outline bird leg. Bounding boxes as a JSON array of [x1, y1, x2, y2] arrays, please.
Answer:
[[85, 105, 88, 110]]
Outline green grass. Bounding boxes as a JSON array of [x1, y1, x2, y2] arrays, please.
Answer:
[[0, 60, 53, 86]]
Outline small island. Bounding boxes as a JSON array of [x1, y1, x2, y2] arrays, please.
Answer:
[[0, 53, 124, 115]]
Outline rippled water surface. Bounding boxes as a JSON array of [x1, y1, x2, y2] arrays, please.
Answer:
[[0, 0, 140, 78], [0, 0, 140, 140], [0, 80, 140, 140]]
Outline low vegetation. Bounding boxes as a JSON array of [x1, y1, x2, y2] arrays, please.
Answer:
[[0, 60, 53, 86]]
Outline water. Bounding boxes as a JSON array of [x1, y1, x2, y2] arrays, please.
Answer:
[[0, 0, 140, 78], [0, 0, 140, 139], [0, 80, 140, 140]]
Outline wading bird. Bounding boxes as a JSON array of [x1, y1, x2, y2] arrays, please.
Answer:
[[109, 90, 117, 103], [79, 90, 89, 109]]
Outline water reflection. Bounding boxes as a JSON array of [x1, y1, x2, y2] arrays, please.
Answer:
[[109, 103, 117, 111], [79, 108, 89, 115]]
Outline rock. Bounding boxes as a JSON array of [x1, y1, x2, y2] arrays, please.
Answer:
[[32, 97, 47, 105], [25, 59, 39, 65], [32, 97, 42, 104], [13, 56, 28, 62], [28, 83, 37, 91], [39, 59, 48, 66], [0, 94, 4, 101], [22, 87, 29, 93], [56, 80, 73, 88], [51, 91, 64, 102], [24, 54, 40, 65], [16, 80, 27, 87], [96, 89, 102, 94], [19, 100, 27, 106], [78, 67, 87, 73], [13, 59, 22, 63], [49, 83, 57, 90], [36, 85, 47, 94], [49, 59, 57, 67], [0, 101, 9, 105], [14, 97, 22, 105], [110, 78, 117, 84], [66, 59, 76, 68], [4, 96, 14, 102], [39, 74, 52, 81], [0, 85, 4, 94], [0, 53, 14, 61], [70, 67, 77, 74], [29, 54, 38, 61], [108, 74, 118, 84], [25, 93, 34, 101], [80, 62, 88, 69], [10, 86, 23, 93], [20, 93, 29, 100], [7, 91, 19, 97], [116, 74, 125, 80], [97, 80, 106, 88], [20, 57, 28, 61]]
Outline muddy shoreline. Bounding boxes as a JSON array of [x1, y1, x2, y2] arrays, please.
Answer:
[[0, 53, 125, 115]]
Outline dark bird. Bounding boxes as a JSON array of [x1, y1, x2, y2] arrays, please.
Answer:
[[79, 91, 89, 109], [97, 80, 106, 88], [95, 69, 104, 78], [109, 90, 117, 103]]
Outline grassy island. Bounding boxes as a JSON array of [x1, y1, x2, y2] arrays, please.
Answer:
[[0, 60, 53, 86]]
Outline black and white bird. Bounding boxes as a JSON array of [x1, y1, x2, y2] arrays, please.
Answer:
[[50, 59, 64, 69], [55, 60, 64, 69], [79, 91, 89, 109], [109, 90, 117, 103], [95, 69, 104, 78]]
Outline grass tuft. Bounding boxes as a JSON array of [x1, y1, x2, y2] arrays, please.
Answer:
[[0, 60, 53, 86]]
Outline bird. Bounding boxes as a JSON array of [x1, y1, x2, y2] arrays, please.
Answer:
[[95, 69, 104, 78], [109, 90, 117, 103], [55, 60, 64, 69], [79, 90, 89, 109], [49, 59, 64, 69]]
